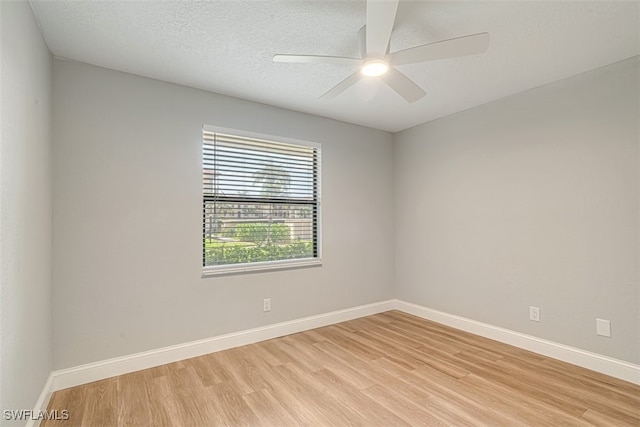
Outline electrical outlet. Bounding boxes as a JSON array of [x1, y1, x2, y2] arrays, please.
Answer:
[[596, 318, 611, 337], [529, 306, 540, 322], [263, 298, 271, 312]]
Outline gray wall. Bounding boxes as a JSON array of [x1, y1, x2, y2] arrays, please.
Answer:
[[394, 57, 639, 364], [0, 0, 53, 418], [52, 59, 394, 369]]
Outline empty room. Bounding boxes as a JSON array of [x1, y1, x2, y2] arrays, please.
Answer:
[[1, 0, 639, 425]]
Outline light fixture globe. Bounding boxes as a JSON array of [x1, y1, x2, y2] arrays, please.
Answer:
[[360, 59, 389, 77]]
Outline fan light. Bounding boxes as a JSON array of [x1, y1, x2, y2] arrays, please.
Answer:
[[360, 59, 389, 77]]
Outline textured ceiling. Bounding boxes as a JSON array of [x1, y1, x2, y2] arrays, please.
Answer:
[[30, 1, 639, 133]]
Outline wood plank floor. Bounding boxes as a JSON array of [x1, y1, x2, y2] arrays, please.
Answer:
[[42, 311, 640, 426]]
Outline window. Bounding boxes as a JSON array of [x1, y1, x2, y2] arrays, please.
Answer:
[[202, 126, 321, 275]]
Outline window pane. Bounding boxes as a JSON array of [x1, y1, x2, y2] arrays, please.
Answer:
[[203, 201, 315, 266]]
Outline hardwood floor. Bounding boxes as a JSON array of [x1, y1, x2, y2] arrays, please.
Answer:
[[42, 311, 640, 426]]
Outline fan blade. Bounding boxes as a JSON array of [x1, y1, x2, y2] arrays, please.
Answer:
[[366, 0, 399, 57], [273, 54, 361, 66], [319, 71, 362, 100], [382, 67, 425, 103], [391, 32, 489, 66]]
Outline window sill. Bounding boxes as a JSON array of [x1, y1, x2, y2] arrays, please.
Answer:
[[202, 258, 322, 278]]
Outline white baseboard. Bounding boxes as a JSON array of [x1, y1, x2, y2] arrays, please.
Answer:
[[394, 299, 640, 385], [50, 300, 395, 392], [25, 373, 54, 427]]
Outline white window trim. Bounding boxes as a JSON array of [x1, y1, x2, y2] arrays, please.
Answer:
[[202, 125, 322, 277], [202, 258, 322, 277]]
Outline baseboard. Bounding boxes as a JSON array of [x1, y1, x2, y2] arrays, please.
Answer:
[[50, 300, 395, 392], [25, 373, 54, 427], [393, 299, 640, 385]]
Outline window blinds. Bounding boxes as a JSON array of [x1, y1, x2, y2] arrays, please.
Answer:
[[203, 130, 319, 268]]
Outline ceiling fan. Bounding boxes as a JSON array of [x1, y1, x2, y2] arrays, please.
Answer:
[[273, 0, 489, 103]]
